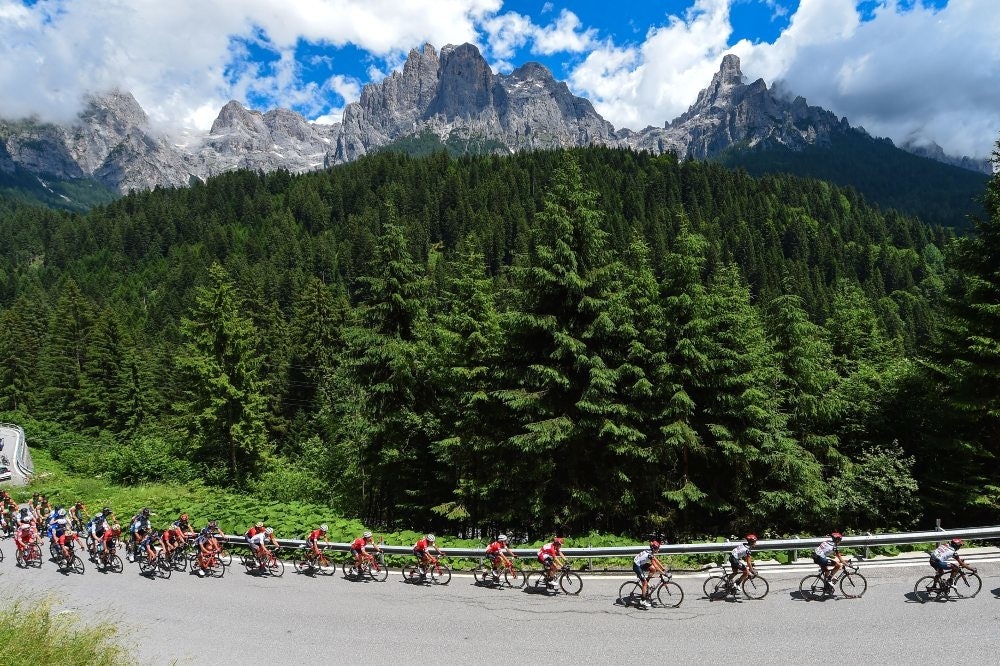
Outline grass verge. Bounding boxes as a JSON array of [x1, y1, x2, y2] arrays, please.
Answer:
[[0, 597, 129, 666]]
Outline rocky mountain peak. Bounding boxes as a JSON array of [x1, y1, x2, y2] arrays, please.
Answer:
[[427, 43, 496, 120], [211, 100, 266, 135]]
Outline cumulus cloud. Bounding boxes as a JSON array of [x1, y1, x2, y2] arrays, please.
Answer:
[[566, 0, 1000, 159], [0, 0, 996, 160]]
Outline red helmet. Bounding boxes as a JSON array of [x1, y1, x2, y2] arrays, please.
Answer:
[[649, 540, 661, 551], [949, 538, 963, 549], [553, 537, 565, 546], [746, 534, 758, 543], [830, 532, 843, 541]]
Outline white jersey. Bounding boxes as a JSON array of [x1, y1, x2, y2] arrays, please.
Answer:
[[249, 532, 269, 547], [932, 544, 956, 563], [634, 550, 654, 567], [731, 543, 751, 559], [815, 539, 838, 558]]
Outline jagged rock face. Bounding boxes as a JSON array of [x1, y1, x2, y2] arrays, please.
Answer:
[[0, 46, 986, 201], [902, 139, 992, 175], [623, 54, 849, 159]]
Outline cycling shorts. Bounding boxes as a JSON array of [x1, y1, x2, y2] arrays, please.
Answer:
[[632, 562, 649, 581], [729, 554, 748, 571], [812, 554, 833, 567], [350, 547, 364, 557], [930, 557, 953, 572], [538, 554, 554, 566], [413, 547, 427, 559]]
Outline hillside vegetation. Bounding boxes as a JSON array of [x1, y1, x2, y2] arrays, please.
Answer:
[[0, 145, 997, 541]]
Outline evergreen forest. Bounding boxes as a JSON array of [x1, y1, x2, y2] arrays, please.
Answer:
[[1, 145, 998, 541]]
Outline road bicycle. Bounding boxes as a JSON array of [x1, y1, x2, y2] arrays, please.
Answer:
[[55, 537, 86, 574], [913, 567, 982, 602], [402, 556, 452, 585], [94, 538, 124, 574], [293, 548, 337, 576], [527, 563, 583, 595], [342, 551, 389, 582], [15, 541, 42, 568], [799, 560, 867, 600], [703, 566, 769, 600], [474, 554, 526, 589], [194, 549, 227, 578], [137, 546, 172, 579], [241, 545, 285, 577], [619, 569, 684, 608]]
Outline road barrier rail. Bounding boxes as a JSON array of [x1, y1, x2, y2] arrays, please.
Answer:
[[217, 525, 1000, 560]]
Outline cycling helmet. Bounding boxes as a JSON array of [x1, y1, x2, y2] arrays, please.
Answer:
[[180, 513, 188, 521], [255, 521, 264, 528], [649, 540, 661, 551], [208, 520, 218, 529], [498, 534, 508, 542], [75, 501, 84, 508], [265, 527, 274, 535], [19, 507, 28, 515], [426, 534, 436, 543], [141, 507, 150, 517], [57, 508, 67, 517], [830, 532, 843, 542], [949, 538, 963, 549], [746, 534, 758, 543], [553, 537, 565, 546], [362, 530, 371, 538], [320, 524, 329, 533], [103, 507, 112, 515], [94, 512, 103, 520]]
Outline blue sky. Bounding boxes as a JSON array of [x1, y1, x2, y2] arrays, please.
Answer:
[[0, 0, 994, 159]]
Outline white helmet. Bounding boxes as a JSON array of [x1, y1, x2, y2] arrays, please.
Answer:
[[264, 527, 274, 535], [320, 524, 328, 532], [426, 534, 436, 543], [363, 531, 372, 539], [498, 534, 508, 542]]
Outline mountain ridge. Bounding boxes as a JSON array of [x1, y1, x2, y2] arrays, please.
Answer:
[[0, 43, 990, 216]]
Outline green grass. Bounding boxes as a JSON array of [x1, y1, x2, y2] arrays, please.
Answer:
[[0, 598, 129, 666]]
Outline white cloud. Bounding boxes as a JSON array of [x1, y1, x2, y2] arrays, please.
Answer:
[[566, 0, 1000, 159]]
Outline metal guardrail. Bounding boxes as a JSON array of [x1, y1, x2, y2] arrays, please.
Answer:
[[0, 422, 33, 485], [218, 525, 1000, 560]]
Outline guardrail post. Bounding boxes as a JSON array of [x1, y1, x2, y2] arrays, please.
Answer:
[[789, 535, 799, 563], [935, 518, 943, 532], [587, 544, 592, 571], [864, 532, 871, 560]]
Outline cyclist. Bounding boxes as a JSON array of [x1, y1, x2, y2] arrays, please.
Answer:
[[162, 515, 191, 558], [813, 532, 848, 590], [14, 520, 37, 559], [174, 513, 196, 537], [930, 538, 977, 584], [538, 537, 568, 587], [52, 510, 76, 562], [413, 534, 446, 575], [69, 501, 88, 532], [485, 534, 517, 576], [633, 540, 665, 608], [306, 524, 329, 561], [350, 530, 381, 570], [247, 527, 278, 569], [139, 527, 165, 566], [128, 508, 152, 560], [244, 521, 267, 546], [85, 511, 106, 560], [728, 534, 757, 590], [194, 522, 222, 578]]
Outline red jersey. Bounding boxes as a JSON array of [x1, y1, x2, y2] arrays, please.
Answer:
[[415, 538, 433, 551], [245, 525, 263, 539], [350, 537, 367, 551], [539, 542, 558, 557], [308, 529, 325, 542], [486, 540, 506, 555]]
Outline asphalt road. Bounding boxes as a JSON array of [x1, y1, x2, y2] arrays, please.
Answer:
[[1, 547, 998, 665]]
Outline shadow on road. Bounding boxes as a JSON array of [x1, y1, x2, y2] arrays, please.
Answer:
[[991, 587, 1000, 599]]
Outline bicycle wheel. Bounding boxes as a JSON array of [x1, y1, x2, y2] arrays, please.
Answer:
[[171, 551, 188, 572], [268, 557, 285, 578], [431, 562, 452, 585], [799, 574, 826, 601], [742, 575, 769, 600], [157, 557, 172, 580], [618, 581, 641, 607], [138, 554, 153, 575], [30, 546, 42, 568], [913, 576, 940, 603], [318, 555, 335, 576], [401, 564, 421, 583], [342, 560, 358, 578], [504, 566, 527, 589], [107, 554, 124, 574], [656, 581, 684, 608], [952, 572, 982, 599], [703, 576, 729, 600], [15, 548, 25, 568], [472, 565, 490, 584], [527, 570, 548, 592], [210, 559, 226, 578], [840, 572, 867, 598], [70, 554, 85, 575], [560, 571, 583, 595], [295, 558, 312, 574]]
